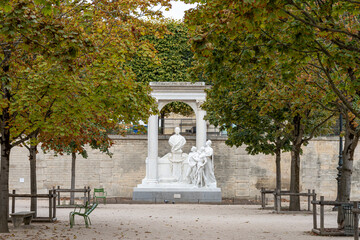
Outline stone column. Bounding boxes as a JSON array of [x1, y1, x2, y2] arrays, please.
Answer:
[[196, 101, 207, 149], [146, 114, 158, 184]]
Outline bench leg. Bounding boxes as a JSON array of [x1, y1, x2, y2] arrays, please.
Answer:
[[69, 212, 74, 228], [84, 216, 89, 228], [12, 217, 23, 228], [23, 216, 33, 225]]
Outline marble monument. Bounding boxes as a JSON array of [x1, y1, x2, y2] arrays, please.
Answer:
[[133, 82, 222, 202]]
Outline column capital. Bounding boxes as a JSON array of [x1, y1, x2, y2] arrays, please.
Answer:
[[196, 100, 205, 109]]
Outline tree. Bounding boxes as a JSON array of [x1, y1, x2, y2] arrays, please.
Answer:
[[203, 80, 292, 194], [184, 3, 336, 210], [185, 0, 360, 225], [201, 58, 334, 210], [40, 118, 118, 205], [0, 1, 88, 232], [0, 0, 171, 233]]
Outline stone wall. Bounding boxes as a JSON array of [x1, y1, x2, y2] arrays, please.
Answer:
[[8, 136, 360, 200]]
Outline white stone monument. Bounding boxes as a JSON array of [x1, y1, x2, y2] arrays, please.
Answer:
[[133, 82, 221, 203]]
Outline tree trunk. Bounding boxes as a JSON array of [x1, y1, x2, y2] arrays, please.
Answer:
[[0, 67, 12, 232], [29, 139, 37, 217], [0, 114, 11, 233], [290, 144, 301, 210], [289, 115, 304, 211], [337, 118, 359, 228], [275, 145, 281, 193], [275, 143, 282, 210], [70, 152, 76, 205]]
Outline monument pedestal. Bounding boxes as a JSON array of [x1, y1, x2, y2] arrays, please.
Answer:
[[133, 184, 222, 203]]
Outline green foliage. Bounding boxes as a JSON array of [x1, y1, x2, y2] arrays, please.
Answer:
[[184, 0, 341, 156], [161, 101, 193, 117], [185, 0, 360, 130], [131, 20, 194, 116], [0, 0, 176, 149], [184, 0, 360, 210], [0, 0, 172, 232], [132, 20, 193, 83], [204, 81, 292, 155], [40, 119, 117, 158]]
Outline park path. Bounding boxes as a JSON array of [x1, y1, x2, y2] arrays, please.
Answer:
[[0, 201, 352, 240]]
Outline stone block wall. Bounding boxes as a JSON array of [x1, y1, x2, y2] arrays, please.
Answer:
[[8, 136, 360, 200]]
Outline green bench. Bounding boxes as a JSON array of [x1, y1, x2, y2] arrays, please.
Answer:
[[69, 202, 98, 228], [93, 188, 107, 204]]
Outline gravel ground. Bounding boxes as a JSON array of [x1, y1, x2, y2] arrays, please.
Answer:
[[0, 200, 353, 240]]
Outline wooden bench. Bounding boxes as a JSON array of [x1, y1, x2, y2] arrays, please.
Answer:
[[69, 202, 98, 228], [10, 211, 35, 228]]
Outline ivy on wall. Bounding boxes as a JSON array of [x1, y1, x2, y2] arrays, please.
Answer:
[[131, 20, 194, 117]]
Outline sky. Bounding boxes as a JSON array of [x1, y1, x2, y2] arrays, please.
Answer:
[[161, 1, 198, 20]]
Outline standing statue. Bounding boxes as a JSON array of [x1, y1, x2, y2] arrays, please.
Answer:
[[185, 146, 198, 184], [204, 140, 217, 187], [168, 127, 187, 181], [185, 141, 217, 188], [195, 147, 208, 187]]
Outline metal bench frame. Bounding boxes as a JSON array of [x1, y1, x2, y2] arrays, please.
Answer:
[[69, 202, 98, 228], [93, 188, 107, 204]]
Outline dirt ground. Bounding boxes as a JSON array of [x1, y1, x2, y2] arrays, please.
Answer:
[[0, 200, 353, 240]]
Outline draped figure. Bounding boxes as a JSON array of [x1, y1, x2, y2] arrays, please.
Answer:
[[204, 140, 217, 187]]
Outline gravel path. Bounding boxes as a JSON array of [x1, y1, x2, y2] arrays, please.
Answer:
[[0, 201, 352, 240]]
